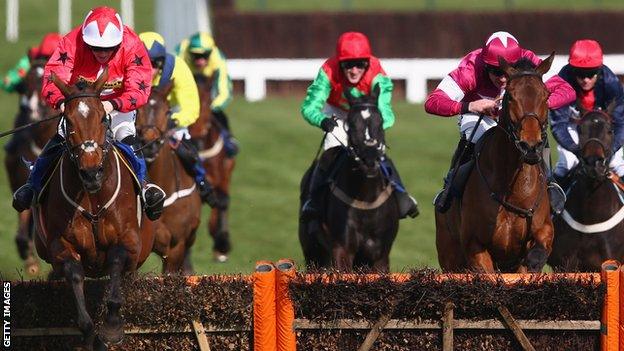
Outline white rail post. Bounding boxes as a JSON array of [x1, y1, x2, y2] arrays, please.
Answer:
[[121, 0, 135, 29], [58, 0, 72, 35], [6, 0, 18, 42]]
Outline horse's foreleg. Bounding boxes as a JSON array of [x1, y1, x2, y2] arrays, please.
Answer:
[[332, 245, 354, 272], [524, 225, 553, 273], [100, 246, 128, 346], [16, 210, 39, 275], [210, 208, 231, 262], [464, 238, 495, 272], [63, 260, 96, 348]]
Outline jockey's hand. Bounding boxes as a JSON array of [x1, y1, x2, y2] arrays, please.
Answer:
[[167, 118, 178, 130], [101, 101, 114, 115], [59, 103, 65, 113], [321, 117, 338, 133], [468, 99, 499, 116]]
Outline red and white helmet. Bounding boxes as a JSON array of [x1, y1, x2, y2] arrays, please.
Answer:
[[569, 39, 603, 68], [81, 7, 123, 48], [481, 31, 522, 67]]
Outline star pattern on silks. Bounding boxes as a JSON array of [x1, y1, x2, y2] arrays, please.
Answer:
[[57, 52, 69, 65], [129, 97, 137, 107], [132, 55, 143, 66], [45, 91, 54, 99], [137, 80, 148, 92], [46, 75, 54, 84]]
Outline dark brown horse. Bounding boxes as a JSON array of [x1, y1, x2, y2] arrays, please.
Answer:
[[298, 88, 400, 272], [436, 55, 555, 272], [5, 59, 58, 275], [190, 74, 235, 262], [549, 108, 624, 271], [136, 83, 201, 274], [33, 70, 154, 349]]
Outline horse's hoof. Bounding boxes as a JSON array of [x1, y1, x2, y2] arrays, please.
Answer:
[[25, 257, 39, 276], [99, 324, 124, 346], [213, 252, 228, 263]]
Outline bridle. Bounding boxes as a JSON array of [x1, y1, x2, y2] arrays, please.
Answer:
[[577, 110, 613, 179], [344, 102, 386, 175]]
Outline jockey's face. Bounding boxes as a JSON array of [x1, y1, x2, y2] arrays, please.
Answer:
[[150, 58, 164, 80], [191, 52, 210, 70], [340, 59, 369, 84], [89, 45, 117, 64], [486, 65, 508, 90], [574, 69, 599, 92]]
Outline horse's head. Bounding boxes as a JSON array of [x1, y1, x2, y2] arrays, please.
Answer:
[[499, 53, 554, 165], [22, 60, 53, 122], [576, 106, 615, 181], [136, 82, 173, 162], [51, 69, 111, 193], [344, 86, 385, 176]]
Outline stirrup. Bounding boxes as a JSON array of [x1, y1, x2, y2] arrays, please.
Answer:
[[142, 183, 166, 220], [547, 182, 566, 215], [300, 199, 319, 223], [433, 187, 452, 213]]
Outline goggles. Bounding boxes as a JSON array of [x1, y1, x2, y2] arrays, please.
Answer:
[[485, 64, 506, 77], [574, 68, 600, 79], [150, 58, 165, 69], [340, 59, 369, 70], [87, 44, 118, 52], [190, 51, 211, 60]]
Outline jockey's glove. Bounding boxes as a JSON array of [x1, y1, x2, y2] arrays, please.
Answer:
[[321, 117, 338, 133], [102, 101, 114, 115]]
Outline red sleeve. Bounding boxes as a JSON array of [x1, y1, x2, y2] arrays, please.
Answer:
[[41, 28, 78, 109], [424, 88, 463, 117], [545, 74, 576, 110], [110, 32, 152, 113]]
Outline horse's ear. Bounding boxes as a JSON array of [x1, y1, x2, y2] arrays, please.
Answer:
[[535, 52, 555, 76], [50, 72, 71, 97], [371, 84, 380, 101], [164, 79, 175, 96], [498, 56, 517, 77], [344, 88, 356, 105], [606, 98, 618, 116], [93, 67, 109, 93]]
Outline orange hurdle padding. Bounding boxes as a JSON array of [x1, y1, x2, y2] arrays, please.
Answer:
[[601, 260, 620, 351], [619, 263, 624, 350], [253, 261, 277, 351], [275, 259, 297, 351]]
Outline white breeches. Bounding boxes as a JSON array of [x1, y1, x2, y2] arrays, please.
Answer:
[[322, 103, 349, 150], [58, 110, 137, 142], [458, 113, 498, 142]]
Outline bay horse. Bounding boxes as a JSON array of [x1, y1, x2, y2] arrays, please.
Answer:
[[33, 70, 154, 349], [435, 55, 555, 273], [549, 107, 624, 271], [298, 87, 400, 272], [190, 74, 235, 262], [5, 59, 58, 275], [136, 82, 201, 274]]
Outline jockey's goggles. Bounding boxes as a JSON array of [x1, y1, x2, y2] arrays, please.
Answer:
[[191, 51, 211, 60], [574, 67, 600, 79], [150, 58, 165, 69], [485, 64, 505, 77], [87, 44, 118, 52], [340, 59, 369, 70]]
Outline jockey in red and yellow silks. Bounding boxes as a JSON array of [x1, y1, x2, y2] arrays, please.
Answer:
[[300, 31, 418, 221], [425, 31, 576, 214], [13, 6, 165, 221]]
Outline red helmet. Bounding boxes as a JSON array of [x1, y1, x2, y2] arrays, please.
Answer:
[[28, 32, 62, 59], [336, 32, 372, 62], [569, 39, 603, 68], [81, 7, 123, 48], [481, 31, 522, 67]]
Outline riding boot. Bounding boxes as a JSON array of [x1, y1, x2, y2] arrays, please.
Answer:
[[176, 138, 219, 207], [434, 138, 472, 213], [381, 158, 419, 219], [213, 110, 239, 157], [300, 148, 341, 222], [121, 136, 165, 221], [12, 133, 65, 212]]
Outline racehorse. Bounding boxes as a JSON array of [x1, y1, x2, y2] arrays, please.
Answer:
[[136, 82, 201, 274], [549, 107, 624, 271], [435, 55, 555, 273], [4, 59, 58, 275], [190, 74, 235, 262], [33, 70, 154, 349], [298, 87, 400, 272]]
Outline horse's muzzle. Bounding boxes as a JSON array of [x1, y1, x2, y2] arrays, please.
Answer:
[[79, 167, 104, 193], [517, 141, 542, 165]]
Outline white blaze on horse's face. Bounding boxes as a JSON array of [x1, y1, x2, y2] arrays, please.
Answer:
[[361, 108, 371, 120], [28, 94, 40, 120], [80, 140, 98, 154], [149, 99, 156, 106], [36, 66, 44, 77], [77, 101, 90, 119]]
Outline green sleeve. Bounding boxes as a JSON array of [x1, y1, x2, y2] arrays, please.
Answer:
[[301, 69, 331, 128], [1, 55, 30, 93], [373, 74, 395, 130]]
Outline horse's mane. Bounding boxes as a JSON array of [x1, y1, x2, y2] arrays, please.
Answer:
[[512, 58, 536, 70]]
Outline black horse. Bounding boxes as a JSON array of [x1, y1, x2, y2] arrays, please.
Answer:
[[298, 88, 400, 272], [549, 108, 624, 271]]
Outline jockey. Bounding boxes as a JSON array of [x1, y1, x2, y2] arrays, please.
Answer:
[[175, 32, 239, 157], [12, 6, 166, 221], [300, 31, 419, 221], [139, 31, 218, 207], [551, 39, 624, 184], [1, 32, 62, 93], [2, 32, 62, 153], [425, 31, 575, 214]]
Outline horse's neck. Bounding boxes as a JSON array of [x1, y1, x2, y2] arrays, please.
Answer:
[[335, 159, 386, 201], [148, 144, 190, 191], [480, 130, 539, 190], [570, 176, 619, 212], [61, 151, 121, 204]]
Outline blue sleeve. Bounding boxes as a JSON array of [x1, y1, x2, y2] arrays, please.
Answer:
[[549, 107, 579, 152], [602, 68, 624, 152]]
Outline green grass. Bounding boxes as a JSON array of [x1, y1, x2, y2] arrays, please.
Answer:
[[236, 0, 624, 12]]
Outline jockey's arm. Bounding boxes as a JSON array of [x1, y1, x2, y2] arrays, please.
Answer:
[[110, 39, 152, 113], [545, 75, 575, 110], [604, 68, 624, 152], [42, 33, 76, 109], [207, 49, 232, 112], [301, 69, 332, 128], [169, 56, 200, 127], [425, 61, 476, 117], [549, 106, 579, 152], [1, 55, 30, 93], [372, 74, 395, 130]]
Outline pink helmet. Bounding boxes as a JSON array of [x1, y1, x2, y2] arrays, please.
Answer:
[[481, 31, 522, 67], [569, 39, 603, 68], [81, 7, 123, 48]]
